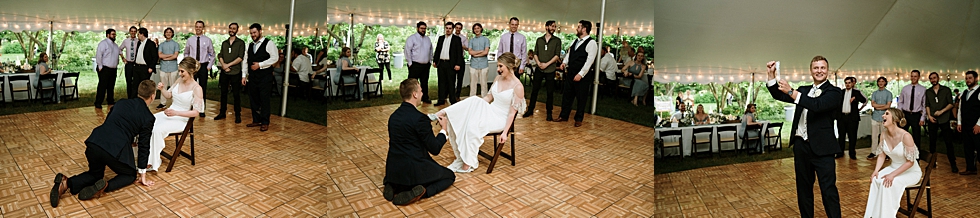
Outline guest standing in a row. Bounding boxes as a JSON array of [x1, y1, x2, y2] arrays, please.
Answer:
[[433, 22, 464, 106], [524, 20, 561, 120], [242, 23, 279, 132], [924, 72, 956, 172], [94, 29, 119, 109], [216, 22, 246, 123], [404, 22, 433, 104], [185, 21, 215, 118]]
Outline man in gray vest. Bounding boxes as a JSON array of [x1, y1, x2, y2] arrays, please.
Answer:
[[957, 70, 980, 175], [556, 20, 598, 127], [242, 23, 279, 132]]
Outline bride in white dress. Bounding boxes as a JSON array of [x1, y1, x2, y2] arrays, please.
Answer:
[[864, 108, 922, 217], [143, 57, 204, 172], [432, 52, 526, 173]]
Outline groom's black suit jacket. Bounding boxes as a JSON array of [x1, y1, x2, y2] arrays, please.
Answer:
[[768, 81, 843, 156], [85, 98, 155, 170], [385, 102, 452, 186]]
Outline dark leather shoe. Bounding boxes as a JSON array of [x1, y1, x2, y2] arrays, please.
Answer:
[[246, 123, 262, 127], [522, 112, 533, 118], [574, 121, 583, 127], [952, 168, 960, 173], [392, 185, 426, 205], [959, 170, 978, 175], [199, 113, 205, 118], [213, 115, 226, 120], [383, 184, 395, 201], [235, 117, 242, 124], [434, 102, 446, 106], [78, 179, 107, 200], [260, 125, 269, 131], [849, 155, 857, 160], [50, 173, 68, 207], [554, 117, 568, 122], [546, 116, 554, 121], [834, 153, 844, 158]]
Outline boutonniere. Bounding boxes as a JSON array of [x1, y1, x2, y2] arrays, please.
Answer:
[[810, 89, 823, 98]]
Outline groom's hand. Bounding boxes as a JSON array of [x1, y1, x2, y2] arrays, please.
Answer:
[[138, 173, 155, 187], [766, 61, 777, 80], [777, 80, 792, 95]]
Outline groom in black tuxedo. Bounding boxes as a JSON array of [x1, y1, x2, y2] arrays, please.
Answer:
[[766, 56, 842, 218], [383, 79, 455, 205], [50, 80, 157, 208], [433, 22, 464, 106]]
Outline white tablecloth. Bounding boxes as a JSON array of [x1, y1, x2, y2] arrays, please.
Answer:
[[654, 122, 779, 156], [1, 70, 71, 102]]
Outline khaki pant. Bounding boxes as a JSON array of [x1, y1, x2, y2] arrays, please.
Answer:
[[468, 67, 488, 97], [158, 71, 178, 105], [870, 119, 884, 155]]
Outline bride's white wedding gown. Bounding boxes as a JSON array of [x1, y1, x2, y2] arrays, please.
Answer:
[[864, 135, 922, 218], [442, 82, 525, 172], [148, 82, 201, 172]]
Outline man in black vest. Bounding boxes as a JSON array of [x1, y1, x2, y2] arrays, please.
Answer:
[[433, 22, 463, 106], [242, 23, 279, 132], [383, 79, 455, 205], [132, 28, 158, 99], [836, 76, 866, 159], [556, 20, 598, 127], [957, 70, 980, 175], [50, 80, 157, 208], [766, 57, 842, 218]]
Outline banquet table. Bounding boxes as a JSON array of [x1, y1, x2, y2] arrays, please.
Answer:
[[2, 70, 71, 102]]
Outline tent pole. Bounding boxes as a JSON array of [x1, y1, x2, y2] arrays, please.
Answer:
[[592, 0, 605, 114], [46, 21, 52, 57], [281, 0, 296, 116], [348, 14, 354, 47]]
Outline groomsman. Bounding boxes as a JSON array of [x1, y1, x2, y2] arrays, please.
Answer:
[[216, 22, 246, 123], [556, 20, 598, 127], [432, 22, 463, 106], [524, 20, 562, 120], [132, 28, 158, 93], [94, 28, 119, 109], [242, 23, 279, 132], [957, 71, 980, 175], [186, 21, 215, 117], [898, 70, 927, 150], [496, 17, 527, 76], [925, 72, 957, 172], [836, 77, 866, 159], [404, 22, 433, 104], [452, 22, 467, 100], [120, 26, 138, 99]]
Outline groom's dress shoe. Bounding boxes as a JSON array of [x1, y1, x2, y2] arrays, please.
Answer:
[[246, 123, 262, 127], [959, 170, 978, 175], [50, 173, 68, 207]]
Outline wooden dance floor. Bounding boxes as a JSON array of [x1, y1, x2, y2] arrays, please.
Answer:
[[0, 100, 654, 217], [655, 148, 980, 217]]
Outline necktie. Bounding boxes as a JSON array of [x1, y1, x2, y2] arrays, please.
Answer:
[[509, 33, 514, 53], [196, 36, 201, 61], [909, 86, 915, 111], [130, 39, 135, 60]]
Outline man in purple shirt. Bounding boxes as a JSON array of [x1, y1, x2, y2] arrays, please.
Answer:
[[120, 26, 139, 99], [404, 22, 434, 104], [898, 70, 928, 152], [94, 29, 120, 109], [496, 17, 527, 76], [185, 21, 216, 117]]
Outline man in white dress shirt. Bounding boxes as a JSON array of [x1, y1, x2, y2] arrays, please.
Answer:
[[242, 23, 279, 132]]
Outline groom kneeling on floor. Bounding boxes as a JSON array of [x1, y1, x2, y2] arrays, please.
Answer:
[[382, 78, 455, 205], [50, 80, 157, 208]]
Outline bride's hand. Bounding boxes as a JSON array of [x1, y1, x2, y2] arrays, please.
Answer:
[[498, 133, 508, 145], [882, 173, 895, 188], [870, 171, 878, 183], [164, 109, 175, 117]]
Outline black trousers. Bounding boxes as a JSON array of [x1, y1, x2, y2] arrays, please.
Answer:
[[248, 70, 274, 125], [386, 171, 455, 198], [124, 62, 136, 99], [793, 137, 842, 218], [559, 72, 593, 122], [527, 69, 556, 117], [95, 67, 117, 106], [964, 130, 980, 172], [836, 116, 859, 157], [454, 65, 464, 99], [67, 145, 136, 195], [928, 121, 957, 170], [218, 72, 242, 117], [436, 59, 458, 104], [195, 62, 209, 114], [903, 111, 923, 150], [131, 64, 152, 98], [377, 62, 391, 81], [407, 62, 431, 103]]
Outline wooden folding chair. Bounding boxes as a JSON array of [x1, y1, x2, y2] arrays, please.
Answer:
[[899, 153, 936, 218], [764, 122, 784, 152], [657, 129, 683, 159], [691, 127, 714, 158], [478, 117, 516, 174], [161, 117, 196, 172], [716, 126, 739, 155], [61, 72, 80, 101]]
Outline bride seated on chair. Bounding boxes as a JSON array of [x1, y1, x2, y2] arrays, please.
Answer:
[[432, 52, 526, 173], [141, 57, 204, 173]]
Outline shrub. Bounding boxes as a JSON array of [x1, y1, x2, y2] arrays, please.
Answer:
[[694, 93, 716, 104]]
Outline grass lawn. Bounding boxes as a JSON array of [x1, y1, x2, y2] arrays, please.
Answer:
[[2, 65, 657, 128]]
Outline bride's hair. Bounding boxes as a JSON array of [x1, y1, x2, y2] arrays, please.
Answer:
[[886, 108, 907, 127], [497, 52, 518, 74], [178, 57, 201, 73]]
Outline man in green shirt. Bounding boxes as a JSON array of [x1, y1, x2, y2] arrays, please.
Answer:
[[925, 72, 957, 172], [524, 20, 562, 121], [216, 22, 246, 123]]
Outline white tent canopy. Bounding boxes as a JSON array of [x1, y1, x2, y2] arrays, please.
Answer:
[[653, 0, 980, 84], [327, 0, 653, 36], [0, 0, 326, 36]]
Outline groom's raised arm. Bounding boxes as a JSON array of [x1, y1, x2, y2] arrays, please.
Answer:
[[417, 116, 447, 156], [767, 79, 795, 103]]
